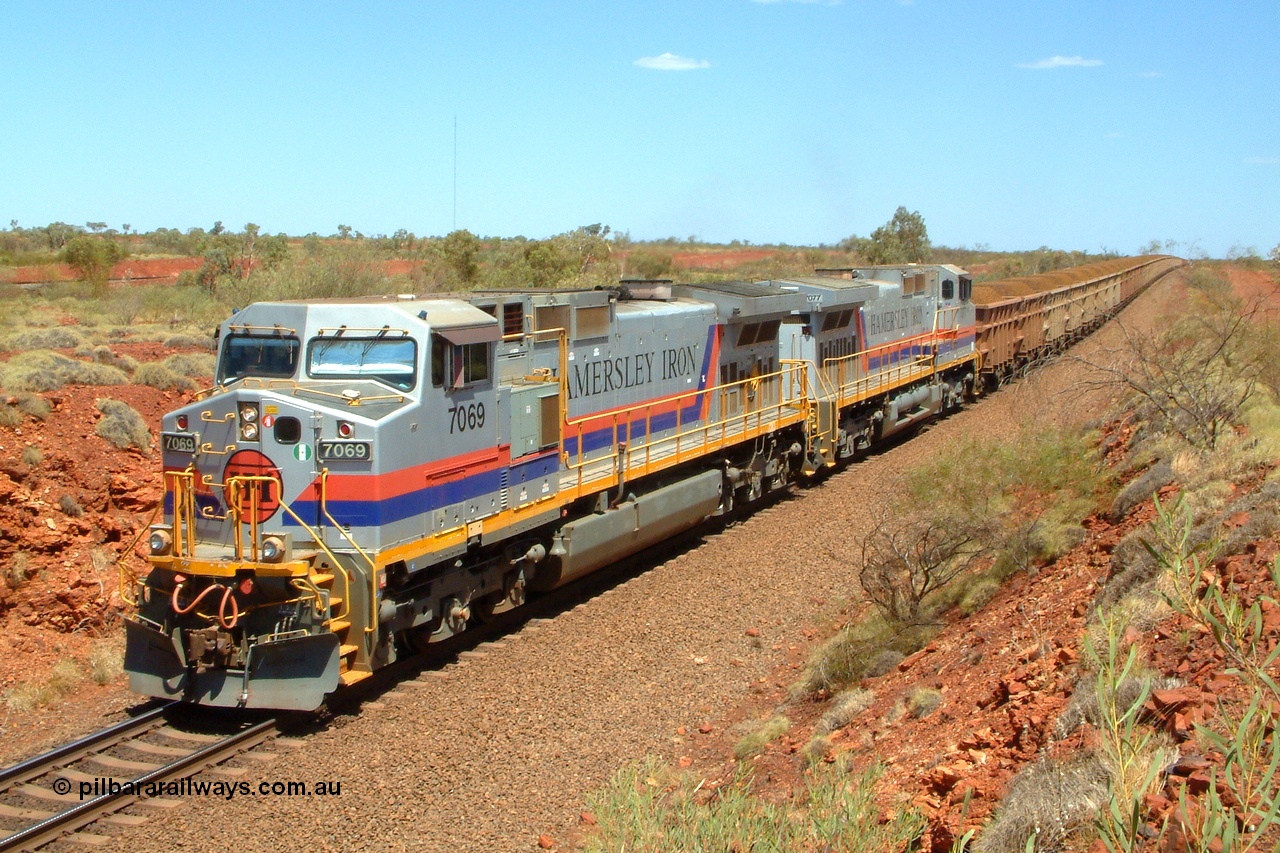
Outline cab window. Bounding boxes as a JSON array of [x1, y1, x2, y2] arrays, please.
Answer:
[[308, 337, 417, 391], [218, 334, 300, 382]]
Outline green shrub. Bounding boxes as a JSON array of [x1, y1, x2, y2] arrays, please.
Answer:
[[21, 445, 43, 466], [105, 290, 145, 325], [94, 398, 151, 451]]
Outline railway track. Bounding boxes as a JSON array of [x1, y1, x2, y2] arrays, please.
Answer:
[[0, 704, 279, 851]]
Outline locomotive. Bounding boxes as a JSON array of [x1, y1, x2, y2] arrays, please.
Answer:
[[122, 256, 1177, 710]]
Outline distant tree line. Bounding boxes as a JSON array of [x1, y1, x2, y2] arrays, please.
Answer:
[[5, 214, 1265, 299]]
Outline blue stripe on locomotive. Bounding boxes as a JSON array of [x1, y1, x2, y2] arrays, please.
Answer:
[[866, 331, 975, 371], [282, 446, 560, 529]]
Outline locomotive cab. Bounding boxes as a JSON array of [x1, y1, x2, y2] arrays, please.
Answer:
[[124, 297, 505, 710]]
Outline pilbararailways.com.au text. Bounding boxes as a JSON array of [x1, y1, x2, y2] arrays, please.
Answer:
[[62, 776, 342, 801]]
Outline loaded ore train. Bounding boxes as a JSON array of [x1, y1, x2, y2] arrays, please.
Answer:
[[122, 255, 1183, 710]]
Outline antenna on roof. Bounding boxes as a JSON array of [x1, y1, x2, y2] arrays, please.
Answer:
[[453, 116, 458, 231]]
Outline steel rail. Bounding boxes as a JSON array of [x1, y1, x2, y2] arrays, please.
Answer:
[[0, 703, 173, 794], [0, 716, 278, 852]]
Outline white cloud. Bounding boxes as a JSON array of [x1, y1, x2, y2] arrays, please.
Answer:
[[1245, 156, 1280, 165], [634, 52, 711, 71], [1017, 55, 1105, 70]]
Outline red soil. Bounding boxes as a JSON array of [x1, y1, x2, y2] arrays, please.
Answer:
[[0, 257, 202, 285], [671, 249, 777, 269]]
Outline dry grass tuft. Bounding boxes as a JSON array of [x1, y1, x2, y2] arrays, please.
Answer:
[[6, 552, 32, 589], [732, 715, 791, 760], [905, 686, 943, 719], [4, 327, 84, 351], [958, 578, 1001, 616], [133, 362, 196, 392], [58, 494, 84, 517], [88, 640, 124, 685], [94, 398, 151, 451], [816, 688, 876, 735], [975, 754, 1112, 853], [0, 351, 129, 392]]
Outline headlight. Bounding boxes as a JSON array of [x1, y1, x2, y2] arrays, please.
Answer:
[[239, 403, 259, 423], [149, 528, 173, 556], [261, 535, 286, 563], [240, 421, 260, 441]]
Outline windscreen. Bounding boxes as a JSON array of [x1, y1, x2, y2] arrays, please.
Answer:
[[218, 335, 301, 382], [308, 337, 417, 390]]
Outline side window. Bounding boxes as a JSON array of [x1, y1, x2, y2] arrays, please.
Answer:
[[942, 279, 955, 300], [431, 334, 447, 387], [959, 278, 973, 301], [432, 335, 492, 388], [462, 342, 490, 384]]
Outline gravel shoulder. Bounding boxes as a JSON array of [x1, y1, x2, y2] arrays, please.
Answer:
[[121, 273, 1187, 853]]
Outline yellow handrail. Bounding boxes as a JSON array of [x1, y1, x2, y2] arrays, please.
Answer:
[[556, 362, 812, 501], [315, 469, 379, 635]]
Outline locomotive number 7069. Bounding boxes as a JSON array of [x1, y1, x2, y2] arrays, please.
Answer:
[[448, 402, 485, 433]]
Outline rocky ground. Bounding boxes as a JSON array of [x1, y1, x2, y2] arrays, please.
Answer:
[[0, 343, 199, 760], [0, 264, 1275, 852]]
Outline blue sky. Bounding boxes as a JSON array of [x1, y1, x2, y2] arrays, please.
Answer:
[[2, 1, 1277, 257]]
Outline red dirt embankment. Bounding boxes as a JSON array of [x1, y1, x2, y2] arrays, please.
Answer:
[[671, 249, 777, 269], [1, 257, 432, 286], [1, 257, 202, 285]]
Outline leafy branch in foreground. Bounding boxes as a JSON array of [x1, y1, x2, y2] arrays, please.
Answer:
[[1139, 496, 1280, 851]]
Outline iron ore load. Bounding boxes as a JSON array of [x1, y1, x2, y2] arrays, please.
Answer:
[[123, 256, 1183, 710]]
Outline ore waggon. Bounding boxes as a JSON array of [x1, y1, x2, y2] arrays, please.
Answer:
[[971, 256, 1182, 389], [122, 255, 1182, 710]]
